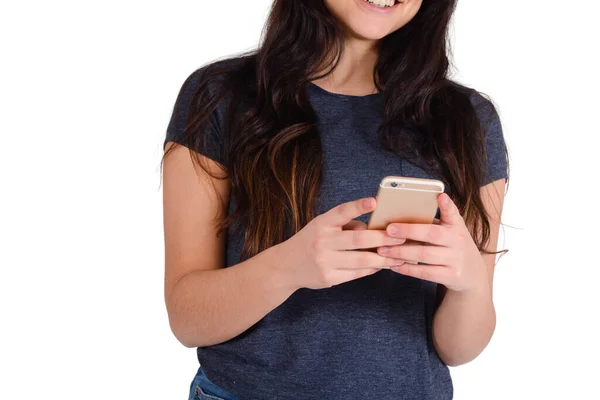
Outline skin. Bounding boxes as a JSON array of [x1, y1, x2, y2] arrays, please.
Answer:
[[164, 155, 407, 347], [313, 0, 422, 95], [325, 0, 422, 40], [164, 0, 505, 368], [320, 0, 506, 366]]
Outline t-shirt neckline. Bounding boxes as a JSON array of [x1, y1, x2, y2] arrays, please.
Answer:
[[308, 81, 381, 100]]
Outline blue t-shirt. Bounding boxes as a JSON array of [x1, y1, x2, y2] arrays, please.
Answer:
[[165, 61, 508, 400]]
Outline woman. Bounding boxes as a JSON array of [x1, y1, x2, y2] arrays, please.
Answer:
[[162, 0, 508, 399]]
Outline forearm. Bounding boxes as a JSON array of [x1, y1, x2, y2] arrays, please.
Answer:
[[432, 285, 496, 366], [166, 243, 296, 348]]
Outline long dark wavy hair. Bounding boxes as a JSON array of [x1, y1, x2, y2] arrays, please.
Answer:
[[162, 0, 508, 261]]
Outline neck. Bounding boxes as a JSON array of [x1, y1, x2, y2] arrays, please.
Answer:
[[313, 37, 380, 96]]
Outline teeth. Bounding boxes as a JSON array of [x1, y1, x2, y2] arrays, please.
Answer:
[[365, 0, 395, 7]]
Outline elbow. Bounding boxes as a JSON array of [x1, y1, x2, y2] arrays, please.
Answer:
[[437, 344, 485, 367], [165, 283, 207, 348], [166, 297, 207, 348], [179, 337, 201, 349], [169, 316, 204, 348], [434, 319, 497, 367], [442, 354, 476, 368], [174, 328, 200, 349]]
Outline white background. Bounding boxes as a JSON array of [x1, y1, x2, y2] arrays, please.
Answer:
[[1, 0, 598, 399]]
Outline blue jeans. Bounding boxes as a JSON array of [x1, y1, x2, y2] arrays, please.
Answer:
[[188, 366, 242, 400]]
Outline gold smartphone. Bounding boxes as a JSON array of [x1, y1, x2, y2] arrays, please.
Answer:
[[367, 176, 445, 230], [367, 176, 444, 266]]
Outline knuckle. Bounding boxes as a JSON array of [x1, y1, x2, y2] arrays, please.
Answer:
[[452, 267, 462, 281], [312, 264, 334, 286], [427, 226, 443, 242], [456, 230, 467, 243], [391, 246, 404, 259], [311, 235, 326, 252], [321, 270, 335, 287], [312, 217, 326, 232], [420, 246, 430, 260], [310, 236, 320, 250], [357, 253, 372, 267], [314, 253, 328, 269], [386, 257, 400, 266], [351, 231, 366, 249], [450, 252, 461, 266]]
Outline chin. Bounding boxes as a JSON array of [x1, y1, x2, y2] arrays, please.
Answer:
[[325, 0, 421, 42], [347, 24, 396, 41]]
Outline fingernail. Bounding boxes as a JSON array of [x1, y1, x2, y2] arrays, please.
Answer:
[[393, 238, 405, 244], [388, 225, 398, 235], [363, 198, 373, 208], [441, 194, 449, 205], [393, 260, 405, 266], [379, 246, 389, 254]]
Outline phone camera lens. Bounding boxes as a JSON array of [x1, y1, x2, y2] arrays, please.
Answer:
[[391, 182, 398, 187]]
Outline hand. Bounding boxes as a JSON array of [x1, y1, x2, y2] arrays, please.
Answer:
[[276, 198, 407, 290], [379, 193, 489, 293]]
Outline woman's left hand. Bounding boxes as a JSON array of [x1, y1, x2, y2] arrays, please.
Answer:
[[379, 193, 489, 293]]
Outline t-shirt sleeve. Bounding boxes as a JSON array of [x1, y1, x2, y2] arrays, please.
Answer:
[[163, 67, 227, 167], [471, 91, 508, 186]]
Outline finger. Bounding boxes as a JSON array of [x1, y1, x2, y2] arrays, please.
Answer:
[[390, 263, 454, 285], [377, 244, 453, 266], [328, 230, 406, 250], [438, 193, 463, 227], [342, 220, 367, 231], [337, 267, 382, 282], [386, 223, 451, 247], [333, 250, 405, 269], [322, 198, 376, 228]]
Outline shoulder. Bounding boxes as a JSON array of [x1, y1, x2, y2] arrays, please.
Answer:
[[469, 89, 501, 129], [453, 84, 508, 183], [446, 80, 500, 124], [175, 55, 253, 101], [169, 55, 255, 134], [165, 56, 254, 162]]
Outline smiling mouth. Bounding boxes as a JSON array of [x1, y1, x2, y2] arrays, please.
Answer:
[[363, 0, 401, 8]]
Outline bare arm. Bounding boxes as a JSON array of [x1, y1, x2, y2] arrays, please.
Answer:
[[163, 144, 296, 347], [380, 179, 506, 366], [166, 249, 296, 348], [432, 178, 505, 366], [163, 144, 403, 348]]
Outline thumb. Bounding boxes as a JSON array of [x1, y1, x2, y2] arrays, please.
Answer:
[[438, 193, 463, 227]]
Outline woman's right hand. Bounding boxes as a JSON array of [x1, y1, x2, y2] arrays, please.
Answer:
[[275, 197, 407, 290]]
